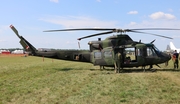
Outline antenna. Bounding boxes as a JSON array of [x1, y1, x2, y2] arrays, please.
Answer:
[[78, 41, 81, 49]]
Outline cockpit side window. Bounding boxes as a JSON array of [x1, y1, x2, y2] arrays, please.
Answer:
[[136, 49, 141, 56], [136, 48, 146, 56]]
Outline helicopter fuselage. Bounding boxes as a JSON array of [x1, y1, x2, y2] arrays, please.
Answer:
[[10, 25, 171, 69], [29, 35, 171, 68]]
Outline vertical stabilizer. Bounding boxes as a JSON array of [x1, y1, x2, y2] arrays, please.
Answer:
[[170, 42, 176, 50], [10, 25, 37, 55]]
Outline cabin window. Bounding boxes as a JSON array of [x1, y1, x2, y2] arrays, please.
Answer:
[[73, 54, 82, 60], [94, 52, 102, 59], [104, 51, 112, 58]]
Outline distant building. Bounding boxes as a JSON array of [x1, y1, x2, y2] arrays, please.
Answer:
[[0, 50, 10, 54], [11, 50, 24, 54]]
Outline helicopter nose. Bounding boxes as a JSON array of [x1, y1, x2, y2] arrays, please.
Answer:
[[163, 52, 171, 61]]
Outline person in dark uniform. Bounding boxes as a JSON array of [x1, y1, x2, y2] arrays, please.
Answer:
[[173, 50, 179, 69]]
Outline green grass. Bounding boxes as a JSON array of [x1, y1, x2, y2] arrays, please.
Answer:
[[0, 55, 180, 104]]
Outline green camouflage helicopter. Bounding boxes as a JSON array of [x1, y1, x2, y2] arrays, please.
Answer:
[[10, 25, 179, 73]]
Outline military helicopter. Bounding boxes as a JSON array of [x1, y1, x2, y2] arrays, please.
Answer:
[[10, 25, 179, 73]]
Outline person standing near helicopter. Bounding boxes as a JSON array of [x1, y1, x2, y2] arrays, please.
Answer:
[[114, 48, 125, 73], [172, 50, 179, 69], [114, 51, 121, 73]]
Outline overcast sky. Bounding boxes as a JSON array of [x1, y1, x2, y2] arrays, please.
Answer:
[[1, 0, 180, 51]]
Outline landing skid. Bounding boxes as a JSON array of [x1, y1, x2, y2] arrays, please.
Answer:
[[142, 65, 157, 72]]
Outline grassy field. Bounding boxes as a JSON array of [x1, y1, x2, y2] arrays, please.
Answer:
[[0, 55, 180, 104]]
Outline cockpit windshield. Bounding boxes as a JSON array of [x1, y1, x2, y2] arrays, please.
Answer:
[[153, 45, 160, 52], [147, 46, 157, 57], [144, 44, 161, 57]]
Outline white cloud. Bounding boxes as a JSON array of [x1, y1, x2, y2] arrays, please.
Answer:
[[149, 12, 175, 20], [127, 11, 138, 14], [40, 16, 118, 28], [50, 0, 59, 3]]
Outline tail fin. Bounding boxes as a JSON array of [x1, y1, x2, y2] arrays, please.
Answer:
[[10, 25, 37, 55], [170, 42, 176, 50]]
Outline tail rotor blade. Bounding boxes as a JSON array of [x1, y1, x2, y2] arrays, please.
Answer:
[[10, 25, 21, 38]]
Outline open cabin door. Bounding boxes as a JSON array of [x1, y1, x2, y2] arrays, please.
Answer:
[[120, 46, 146, 67], [90, 45, 157, 67]]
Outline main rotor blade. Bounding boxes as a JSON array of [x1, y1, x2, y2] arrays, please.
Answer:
[[78, 31, 114, 40], [43, 28, 115, 32], [130, 28, 180, 31], [44, 27, 178, 40], [130, 30, 173, 39], [44, 28, 180, 32]]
